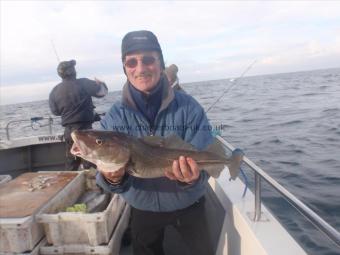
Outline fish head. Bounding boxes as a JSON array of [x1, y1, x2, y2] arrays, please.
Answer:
[[70, 130, 130, 170]]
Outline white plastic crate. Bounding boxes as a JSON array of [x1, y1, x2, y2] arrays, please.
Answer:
[[0, 171, 84, 253], [37, 188, 125, 246], [0, 236, 44, 255], [39, 203, 130, 255]]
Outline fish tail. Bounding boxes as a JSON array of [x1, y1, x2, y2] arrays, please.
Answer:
[[228, 149, 244, 180]]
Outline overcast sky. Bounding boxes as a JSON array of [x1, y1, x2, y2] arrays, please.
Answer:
[[1, 1, 339, 105]]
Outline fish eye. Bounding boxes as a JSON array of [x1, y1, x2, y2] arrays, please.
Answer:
[[95, 138, 103, 145]]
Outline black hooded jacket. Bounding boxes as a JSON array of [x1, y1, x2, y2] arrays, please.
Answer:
[[49, 77, 107, 126]]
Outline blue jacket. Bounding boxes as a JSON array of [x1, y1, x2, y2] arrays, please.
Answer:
[[96, 75, 214, 212]]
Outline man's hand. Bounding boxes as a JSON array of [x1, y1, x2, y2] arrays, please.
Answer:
[[165, 156, 200, 184], [97, 164, 126, 184], [94, 77, 104, 85]]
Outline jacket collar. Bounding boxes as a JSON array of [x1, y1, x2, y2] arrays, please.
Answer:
[[122, 74, 175, 114], [62, 76, 76, 82]]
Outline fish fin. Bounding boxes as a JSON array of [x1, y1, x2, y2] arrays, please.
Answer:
[[204, 164, 225, 178], [141, 134, 197, 151], [141, 136, 165, 147], [163, 134, 197, 150], [205, 138, 228, 159], [199, 138, 229, 179]]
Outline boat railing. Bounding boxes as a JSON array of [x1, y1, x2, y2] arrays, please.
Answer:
[[216, 135, 340, 248], [5, 116, 59, 140]]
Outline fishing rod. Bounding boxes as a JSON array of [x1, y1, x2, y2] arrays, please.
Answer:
[[205, 60, 257, 194], [50, 39, 61, 63], [205, 59, 257, 113]]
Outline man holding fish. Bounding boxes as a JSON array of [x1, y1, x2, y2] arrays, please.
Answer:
[[71, 30, 243, 255]]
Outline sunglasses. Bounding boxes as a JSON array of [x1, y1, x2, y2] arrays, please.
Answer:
[[124, 56, 158, 68]]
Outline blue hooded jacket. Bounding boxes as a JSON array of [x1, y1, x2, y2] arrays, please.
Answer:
[[96, 75, 214, 212]]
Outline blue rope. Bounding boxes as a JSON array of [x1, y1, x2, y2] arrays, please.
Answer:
[[227, 165, 248, 197]]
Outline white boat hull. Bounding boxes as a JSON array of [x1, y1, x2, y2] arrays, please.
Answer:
[[211, 170, 307, 255]]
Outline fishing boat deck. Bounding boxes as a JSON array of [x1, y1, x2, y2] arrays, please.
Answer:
[[1, 130, 339, 254]]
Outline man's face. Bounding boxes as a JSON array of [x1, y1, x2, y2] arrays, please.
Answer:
[[124, 51, 162, 93]]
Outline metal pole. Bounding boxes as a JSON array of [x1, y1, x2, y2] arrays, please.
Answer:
[[49, 117, 53, 134], [5, 125, 10, 140], [254, 172, 262, 221], [5, 121, 14, 140]]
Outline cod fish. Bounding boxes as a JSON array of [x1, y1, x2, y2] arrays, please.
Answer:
[[70, 130, 244, 179]]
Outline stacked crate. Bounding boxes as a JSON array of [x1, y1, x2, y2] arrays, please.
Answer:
[[37, 170, 129, 255], [0, 171, 82, 254], [38, 203, 130, 255]]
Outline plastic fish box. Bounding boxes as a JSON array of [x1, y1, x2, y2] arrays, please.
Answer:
[[0, 175, 11, 186], [0, 236, 45, 255], [0, 171, 84, 253], [39, 203, 130, 255], [37, 191, 125, 246]]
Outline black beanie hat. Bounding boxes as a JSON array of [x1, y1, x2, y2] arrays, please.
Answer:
[[57, 60, 76, 78], [121, 30, 165, 69]]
